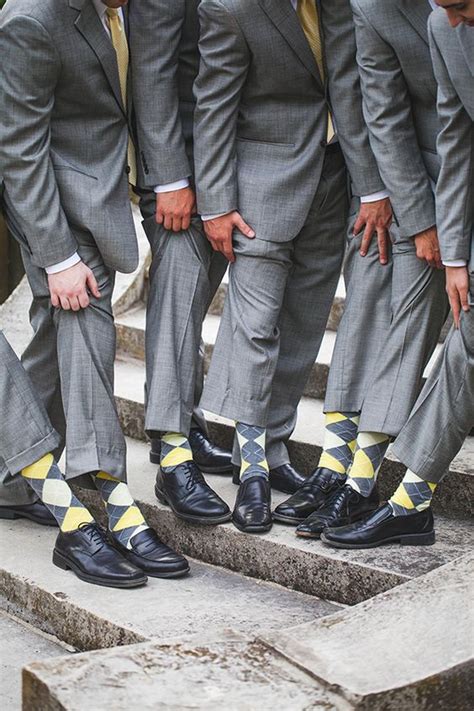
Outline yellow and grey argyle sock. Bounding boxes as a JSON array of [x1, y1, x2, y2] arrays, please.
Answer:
[[160, 432, 193, 473], [345, 431, 390, 497], [389, 470, 437, 516], [20, 454, 93, 532], [94, 471, 149, 549], [318, 412, 360, 477], [236, 422, 270, 482]]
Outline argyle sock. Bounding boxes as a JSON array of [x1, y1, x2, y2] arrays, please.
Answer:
[[389, 470, 437, 515], [94, 471, 149, 549], [318, 412, 360, 477], [160, 432, 193, 473], [236, 422, 269, 483], [345, 431, 390, 497], [20, 454, 93, 532]]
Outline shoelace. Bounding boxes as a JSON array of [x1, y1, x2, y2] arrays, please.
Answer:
[[78, 522, 105, 549], [184, 464, 205, 492]]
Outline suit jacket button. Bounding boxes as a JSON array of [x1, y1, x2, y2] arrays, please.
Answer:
[[125, 166, 131, 175]]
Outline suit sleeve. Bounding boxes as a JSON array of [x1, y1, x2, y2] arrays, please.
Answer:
[[321, 0, 385, 198], [129, 0, 191, 187], [429, 18, 473, 264], [194, 0, 250, 216], [349, 0, 435, 237], [0, 15, 78, 269]]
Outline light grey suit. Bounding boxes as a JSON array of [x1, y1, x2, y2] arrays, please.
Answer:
[[392, 11, 474, 483], [129, 0, 227, 437], [0, 0, 136, 488], [195, 0, 384, 433], [325, 0, 449, 437]]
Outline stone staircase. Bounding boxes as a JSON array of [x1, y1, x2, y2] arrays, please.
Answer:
[[0, 215, 472, 709]]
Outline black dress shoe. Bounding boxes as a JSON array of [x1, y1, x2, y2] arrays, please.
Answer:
[[296, 484, 379, 539], [0, 500, 58, 527], [273, 468, 345, 525], [155, 462, 232, 524], [112, 529, 190, 578], [53, 523, 147, 589], [233, 476, 272, 533], [321, 503, 435, 549], [233, 463, 307, 495], [150, 429, 233, 475]]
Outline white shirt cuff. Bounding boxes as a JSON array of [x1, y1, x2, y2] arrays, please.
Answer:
[[360, 190, 390, 203], [201, 212, 231, 221], [443, 259, 468, 268], [154, 179, 190, 193], [45, 252, 81, 275]]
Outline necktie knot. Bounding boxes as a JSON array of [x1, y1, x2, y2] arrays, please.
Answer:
[[106, 7, 119, 20]]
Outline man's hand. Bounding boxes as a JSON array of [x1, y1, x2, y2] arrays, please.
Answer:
[[48, 261, 101, 311], [155, 187, 196, 232], [446, 265, 470, 328], [203, 211, 255, 263], [354, 197, 392, 265], [414, 226, 443, 270]]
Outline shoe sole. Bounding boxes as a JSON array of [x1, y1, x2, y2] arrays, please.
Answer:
[[320, 531, 436, 549], [155, 485, 232, 525], [144, 566, 191, 579], [272, 513, 307, 525], [0, 508, 58, 527], [53, 550, 148, 588], [150, 451, 233, 475], [232, 518, 273, 534]]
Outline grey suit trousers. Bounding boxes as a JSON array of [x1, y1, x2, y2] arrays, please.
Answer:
[[325, 221, 449, 437], [140, 189, 227, 436], [201, 148, 348, 431], [391, 275, 474, 483], [0, 331, 61, 503], [8, 231, 127, 484]]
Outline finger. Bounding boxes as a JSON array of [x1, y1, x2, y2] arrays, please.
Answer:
[[427, 258, 437, 269], [60, 296, 71, 311], [234, 215, 255, 238], [86, 271, 101, 299], [359, 224, 374, 257], [50, 292, 59, 308], [69, 296, 81, 312], [450, 293, 461, 328], [156, 208, 164, 225], [78, 291, 90, 309], [182, 213, 191, 231], [377, 229, 388, 265], [460, 287, 470, 312], [171, 215, 183, 233], [163, 214, 173, 231], [353, 213, 364, 235]]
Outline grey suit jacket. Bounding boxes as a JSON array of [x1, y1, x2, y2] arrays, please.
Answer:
[[429, 10, 474, 269], [0, 0, 138, 273], [130, 0, 200, 189], [194, 0, 384, 242], [351, 0, 440, 238]]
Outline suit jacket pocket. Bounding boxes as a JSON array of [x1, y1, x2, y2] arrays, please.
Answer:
[[50, 149, 97, 180]]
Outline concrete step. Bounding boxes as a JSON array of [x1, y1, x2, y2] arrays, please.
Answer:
[[262, 553, 474, 709], [0, 517, 338, 654], [80, 433, 474, 606], [116, 306, 445, 403], [114, 356, 474, 519]]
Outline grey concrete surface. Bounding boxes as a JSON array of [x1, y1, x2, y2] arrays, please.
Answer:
[[0, 611, 70, 711], [0, 518, 337, 653], [23, 634, 347, 711], [262, 554, 474, 709]]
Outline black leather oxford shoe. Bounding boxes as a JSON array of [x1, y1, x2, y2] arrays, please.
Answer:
[[53, 523, 147, 588], [273, 468, 345, 525], [296, 484, 379, 539], [321, 503, 435, 549], [155, 462, 232, 524], [233, 476, 272, 533], [0, 500, 58, 527], [233, 462, 307, 495], [112, 529, 190, 578], [150, 429, 233, 475]]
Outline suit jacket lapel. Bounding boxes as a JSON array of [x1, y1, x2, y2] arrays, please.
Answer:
[[69, 0, 126, 116], [457, 24, 474, 76], [398, 0, 431, 45], [258, 0, 324, 90]]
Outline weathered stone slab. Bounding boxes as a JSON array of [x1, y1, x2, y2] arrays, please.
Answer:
[[261, 554, 474, 710], [23, 635, 346, 711]]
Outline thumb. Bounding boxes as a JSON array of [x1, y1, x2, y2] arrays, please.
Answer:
[[86, 269, 101, 299], [234, 213, 255, 238]]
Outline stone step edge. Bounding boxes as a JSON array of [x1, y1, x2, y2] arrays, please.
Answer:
[[116, 396, 473, 519]]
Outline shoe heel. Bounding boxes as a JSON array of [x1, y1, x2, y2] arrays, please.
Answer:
[[52, 550, 70, 571], [0, 509, 19, 520], [149, 452, 161, 466], [154, 485, 169, 507], [232, 470, 240, 486], [400, 531, 435, 546]]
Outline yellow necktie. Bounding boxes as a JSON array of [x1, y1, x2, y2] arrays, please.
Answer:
[[106, 8, 137, 186], [297, 0, 335, 143]]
